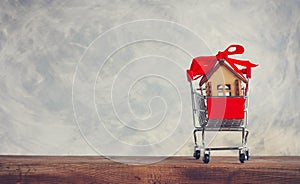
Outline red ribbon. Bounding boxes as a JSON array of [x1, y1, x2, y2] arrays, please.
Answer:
[[187, 44, 258, 82], [216, 44, 258, 78]]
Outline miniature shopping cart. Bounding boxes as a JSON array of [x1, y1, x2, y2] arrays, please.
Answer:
[[186, 44, 258, 163]]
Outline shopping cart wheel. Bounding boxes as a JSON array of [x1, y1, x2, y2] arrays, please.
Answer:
[[193, 150, 201, 160], [246, 150, 250, 160], [203, 154, 210, 164], [239, 153, 246, 163]]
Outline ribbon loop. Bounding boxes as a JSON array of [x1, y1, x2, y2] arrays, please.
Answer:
[[216, 44, 258, 78], [224, 44, 244, 55]]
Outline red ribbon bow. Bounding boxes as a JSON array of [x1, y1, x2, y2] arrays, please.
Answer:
[[216, 44, 258, 78], [187, 44, 258, 82]]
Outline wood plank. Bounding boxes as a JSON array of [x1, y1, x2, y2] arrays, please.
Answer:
[[0, 156, 299, 183]]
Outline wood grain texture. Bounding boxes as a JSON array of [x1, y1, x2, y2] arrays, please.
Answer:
[[0, 156, 299, 183]]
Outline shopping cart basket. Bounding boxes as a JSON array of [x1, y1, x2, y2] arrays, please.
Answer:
[[186, 44, 258, 163]]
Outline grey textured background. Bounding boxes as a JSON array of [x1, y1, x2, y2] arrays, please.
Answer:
[[0, 0, 299, 156]]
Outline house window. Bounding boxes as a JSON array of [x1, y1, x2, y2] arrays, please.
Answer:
[[217, 84, 224, 96], [225, 91, 231, 96], [217, 84, 232, 96], [218, 92, 224, 96], [225, 84, 231, 90]]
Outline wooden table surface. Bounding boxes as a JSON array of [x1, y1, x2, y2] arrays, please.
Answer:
[[0, 156, 299, 183]]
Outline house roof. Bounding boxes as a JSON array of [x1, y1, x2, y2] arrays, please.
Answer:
[[191, 56, 218, 76], [199, 59, 248, 86]]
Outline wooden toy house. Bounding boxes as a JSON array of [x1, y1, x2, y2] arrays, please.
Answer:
[[199, 59, 248, 97]]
